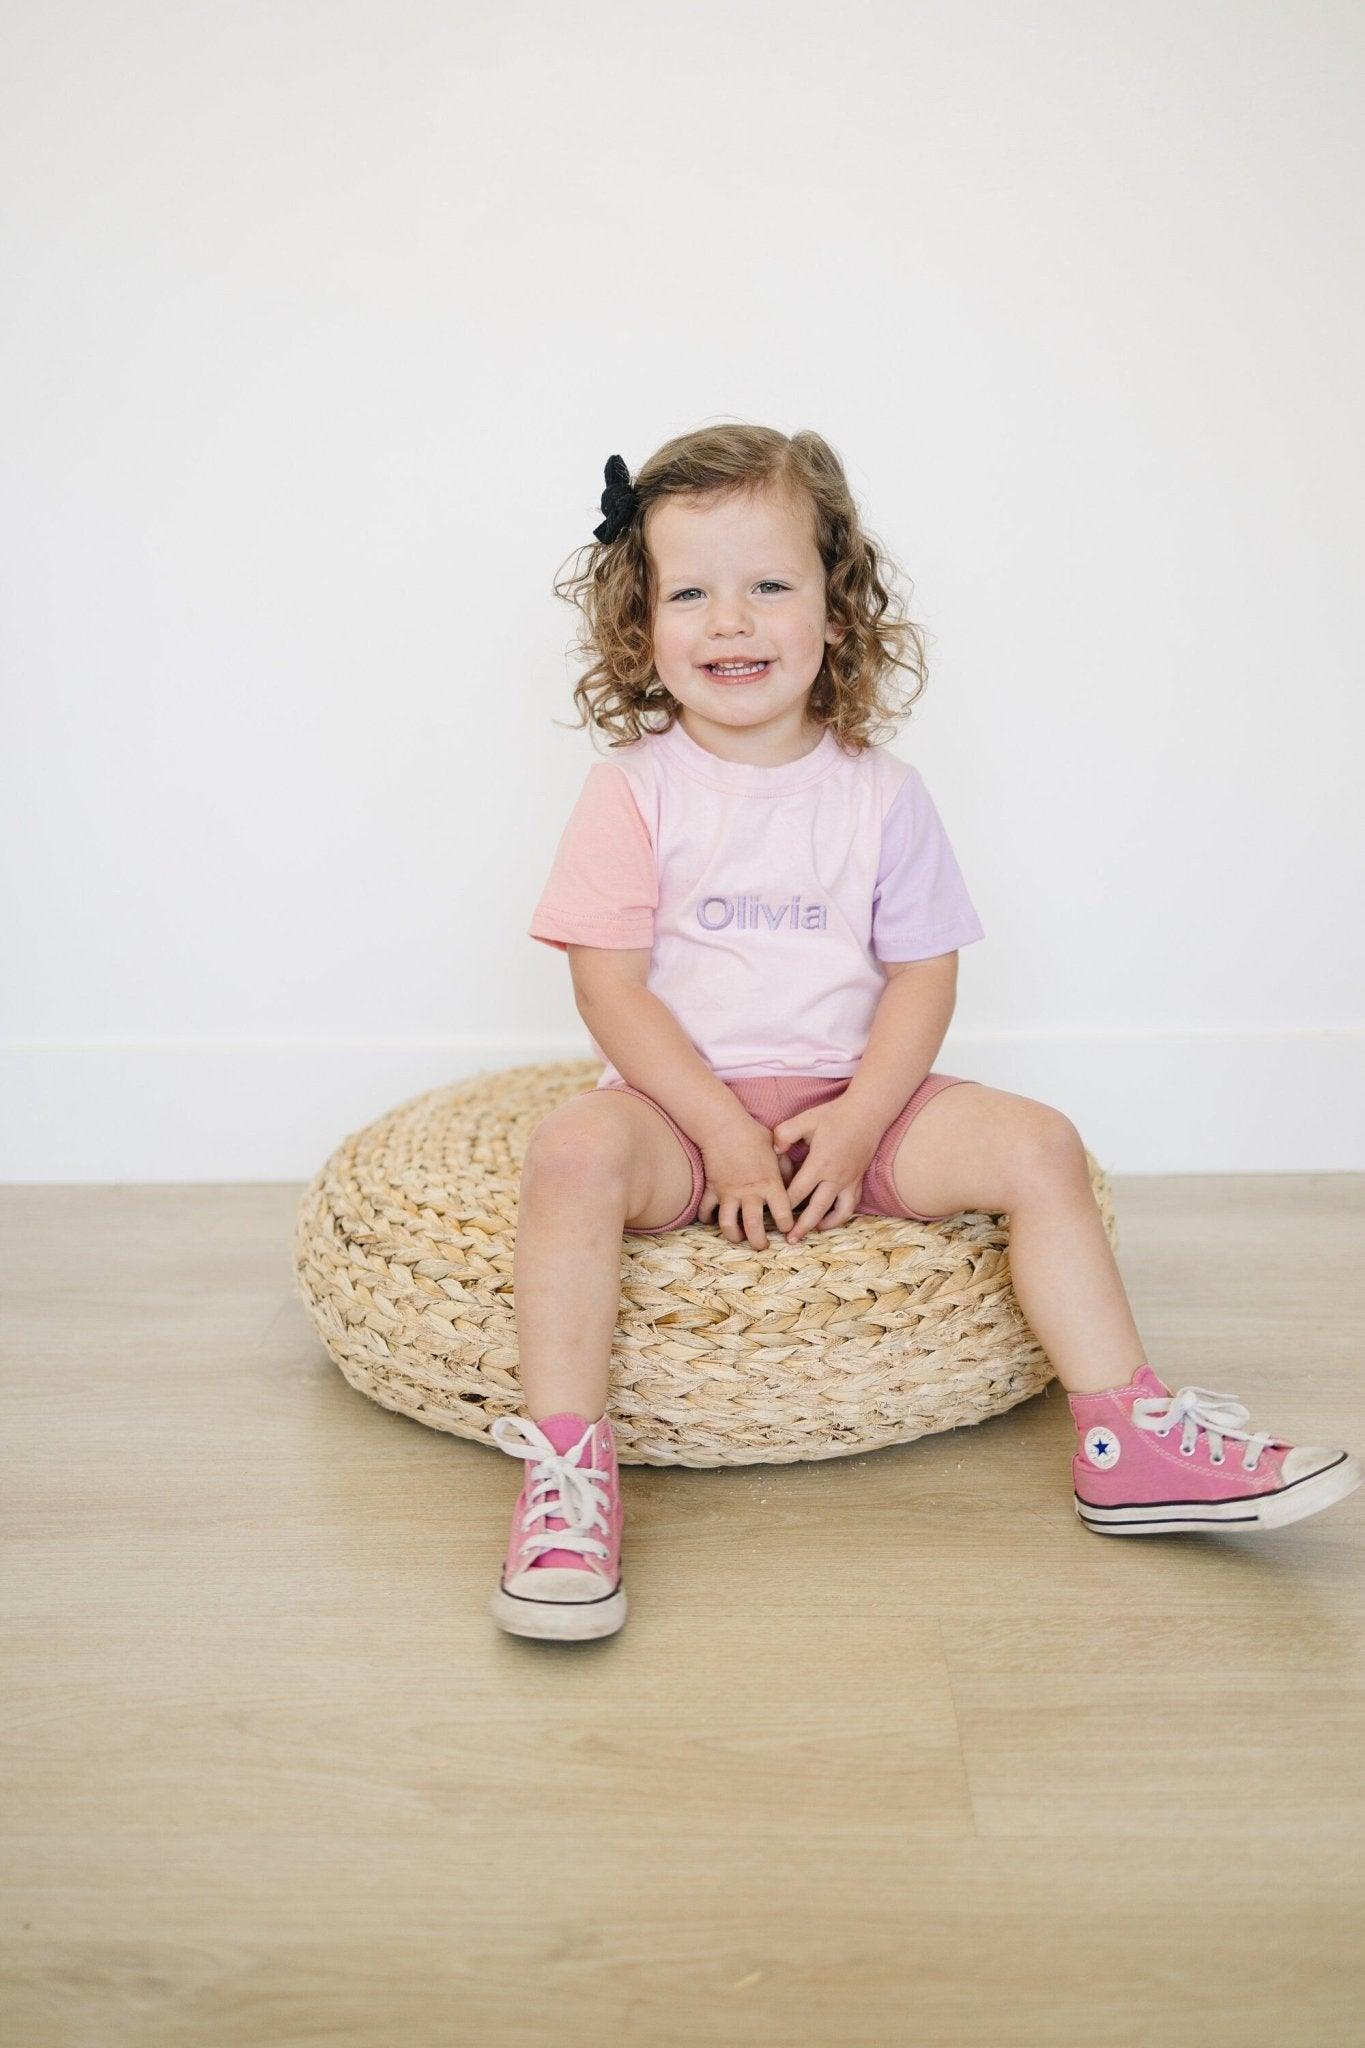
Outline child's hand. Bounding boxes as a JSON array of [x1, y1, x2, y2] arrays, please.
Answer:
[[770, 1100, 881, 1243], [696, 1113, 799, 1250]]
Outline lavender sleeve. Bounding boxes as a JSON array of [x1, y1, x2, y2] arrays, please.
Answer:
[[871, 767, 985, 962]]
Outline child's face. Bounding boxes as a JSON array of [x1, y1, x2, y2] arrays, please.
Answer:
[[646, 483, 840, 746]]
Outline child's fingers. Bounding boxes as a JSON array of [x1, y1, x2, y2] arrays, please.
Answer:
[[818, 1188, 859, 1230], [785, 1183, 838, 1242]]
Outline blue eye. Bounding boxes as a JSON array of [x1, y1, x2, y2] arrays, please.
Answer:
[[667, 582, 789, 600]]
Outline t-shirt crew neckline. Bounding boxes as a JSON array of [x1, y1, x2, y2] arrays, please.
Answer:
[[656, 716, 843, 795]]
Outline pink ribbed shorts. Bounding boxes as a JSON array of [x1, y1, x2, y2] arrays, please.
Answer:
[[599, 1070, 976, 1232]]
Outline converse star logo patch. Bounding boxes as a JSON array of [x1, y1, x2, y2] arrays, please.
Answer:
[[1083, 1427, 1121, 1469]]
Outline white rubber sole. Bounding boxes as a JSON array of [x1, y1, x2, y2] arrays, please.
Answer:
[[489, 1580, 628, 1641], [1075, 1451, 1363, 1535]]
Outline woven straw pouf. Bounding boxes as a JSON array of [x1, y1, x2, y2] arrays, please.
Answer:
[[293, 1059, 1117, 1469]]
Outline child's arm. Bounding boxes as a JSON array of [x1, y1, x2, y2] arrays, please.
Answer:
[[569, 944, 751, 1144], [840, 953, 959, 1137]]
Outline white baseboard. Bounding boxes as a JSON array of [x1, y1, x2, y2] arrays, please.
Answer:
[[1, 1027, 1361, 1182]]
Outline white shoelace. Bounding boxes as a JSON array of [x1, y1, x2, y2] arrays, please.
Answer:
[[1132, 1384, 1275, 1471], [490, 1415, 612, 1562]]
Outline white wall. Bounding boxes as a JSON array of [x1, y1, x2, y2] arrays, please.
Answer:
[[3, 0, 1362, 1182]]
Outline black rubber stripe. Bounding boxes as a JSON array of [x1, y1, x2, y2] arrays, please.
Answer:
[[500, 1578, 623, 1607], [1077, 1507, 1261, 1528]]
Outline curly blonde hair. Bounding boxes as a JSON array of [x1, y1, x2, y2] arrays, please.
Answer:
[[551, 423, 929, 754]]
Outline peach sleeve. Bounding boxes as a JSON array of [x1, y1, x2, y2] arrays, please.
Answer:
[[527, 762, 658, 952]]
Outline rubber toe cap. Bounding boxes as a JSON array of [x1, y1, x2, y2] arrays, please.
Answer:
[[1281, 1444, 1349, 1483]]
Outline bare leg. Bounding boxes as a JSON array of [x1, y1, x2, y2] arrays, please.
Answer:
[[513, 1161, 627, 1424], [891, 1084, 1149, 1395], [512, 1098, 693, 1422], [1003, 1172, 1148, 1395]]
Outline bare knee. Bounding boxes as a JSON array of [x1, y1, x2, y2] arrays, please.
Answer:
[[1005, 1102, 1090, 1197], [521, 1102, 633, 1204]]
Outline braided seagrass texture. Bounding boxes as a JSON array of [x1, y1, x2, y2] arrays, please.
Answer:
[[292, 1059, 1117, 1469]]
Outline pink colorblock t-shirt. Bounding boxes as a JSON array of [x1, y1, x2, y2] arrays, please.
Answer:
[[528, 718, 984, 1088]]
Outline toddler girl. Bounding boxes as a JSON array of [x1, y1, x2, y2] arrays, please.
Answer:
[[490, 423, 1360, 1643]]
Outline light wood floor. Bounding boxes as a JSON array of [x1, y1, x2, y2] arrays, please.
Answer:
[[3, 1175, 1363, 2047]]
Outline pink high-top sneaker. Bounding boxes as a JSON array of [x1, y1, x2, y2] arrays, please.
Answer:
[[1069, 1363, 1362, 1535], [488, 1410, 627, 1640]]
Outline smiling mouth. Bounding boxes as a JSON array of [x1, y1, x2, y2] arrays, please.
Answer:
[[702, 660, 773, 681]]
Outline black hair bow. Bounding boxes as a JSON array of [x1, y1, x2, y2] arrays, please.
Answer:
[[593, 454, 639, 543]]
